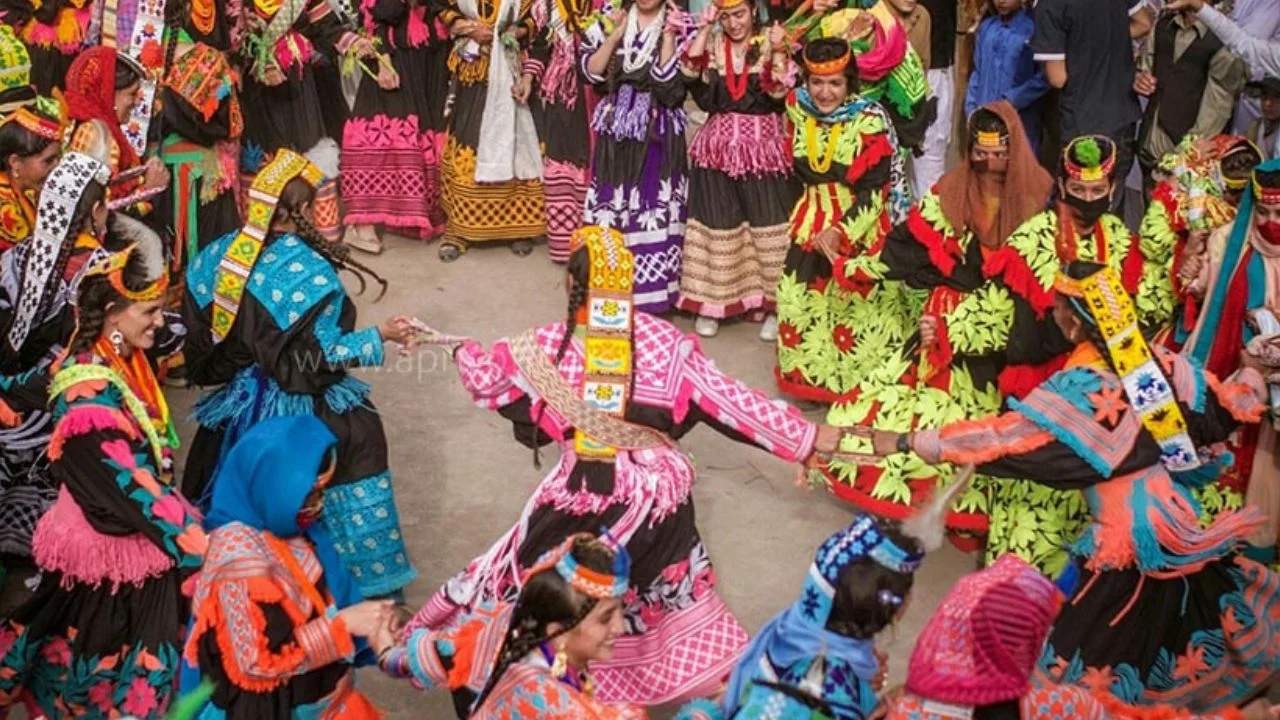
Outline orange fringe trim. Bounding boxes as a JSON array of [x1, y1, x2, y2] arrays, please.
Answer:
[[187, 575, 314, 693]]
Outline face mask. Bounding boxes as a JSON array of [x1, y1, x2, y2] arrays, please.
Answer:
[[1064, 193, 1110, 227], [1258, 220, 1280, 246], [972, 157, 1008, 176]]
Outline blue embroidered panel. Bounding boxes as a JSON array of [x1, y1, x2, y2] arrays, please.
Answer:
[[246, 234, 341, 331], [187, 231, 238, 309], [323, 471, 417, 598]]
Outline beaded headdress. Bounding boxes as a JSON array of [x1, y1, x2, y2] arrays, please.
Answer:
[[803, 47, 851, 77], [210, 149, 325, 343], [1054, 265, 1200, 472], [1062, 135, 1116, 183], [82, 214, 170, 302], [524, 531, 631, 600], [164, 42, 243, 138], [1252, 167, 1280, 206], [569, 226, 635, 463], [798, 514, 923, 627], [1218, 137, 1262, 193], [7, 152, 109, 353], [4, 95, 68, 142], [712, 0, 749, 10]]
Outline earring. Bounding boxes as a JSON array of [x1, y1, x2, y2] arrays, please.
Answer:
[[550, 645, 568, 678], [109, 328, 124, 354]]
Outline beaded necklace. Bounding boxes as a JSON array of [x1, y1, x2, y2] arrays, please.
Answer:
[[621, 5, 663, 73], [722, 34, 749, 101], [804, 115, 841, 173]]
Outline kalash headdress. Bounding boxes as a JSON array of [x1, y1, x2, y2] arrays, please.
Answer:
[[970, 121, 1009, 152], [210, 149, 325, 343], [803, 41, 852, 77], [1062, 135, 1117, 183], [6, 152, 110, 353], [712, 0, 749, 11], [568, 226, 636, 463], [800, 514, 924, 626], [523, 530, 632, 600], [80, 213, 170, 302], [1054, 265, 1201, 472]]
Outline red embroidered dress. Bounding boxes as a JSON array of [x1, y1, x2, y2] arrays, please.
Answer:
[[406, 313, 817, 706]]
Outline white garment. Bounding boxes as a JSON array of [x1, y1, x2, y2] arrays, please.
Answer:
[[913, 67, 953, 199], [462, 0, 543, 182], [1197, 5, 1280, 78]]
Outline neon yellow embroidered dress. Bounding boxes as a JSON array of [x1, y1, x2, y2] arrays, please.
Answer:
[[774, 89, 916, 403]]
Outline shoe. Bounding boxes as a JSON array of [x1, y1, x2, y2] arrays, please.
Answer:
[[344, 226, 383, 255], [759, 314, 779, 342], [694, 316, 719, 337], [511, 239, 534, 256]]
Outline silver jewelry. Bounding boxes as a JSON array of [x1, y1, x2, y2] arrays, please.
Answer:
[[109, 328, 124, 354]]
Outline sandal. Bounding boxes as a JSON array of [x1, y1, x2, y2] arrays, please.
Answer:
[[439, 238, 467, 262], [511, 239, 534, 256], [345, 225, 384, 255]]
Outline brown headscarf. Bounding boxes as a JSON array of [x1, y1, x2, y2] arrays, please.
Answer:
[[934, 100, 1052, 247]]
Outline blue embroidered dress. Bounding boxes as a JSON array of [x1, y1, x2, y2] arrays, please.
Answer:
[[963, 8, 1049, 152], [183, 231, 416, 598]]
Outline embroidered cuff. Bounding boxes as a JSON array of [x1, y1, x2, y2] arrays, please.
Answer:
[[380, 646, 412, 679], [331, 326, 385, 368], [336, 31, 359, 54], [522, 56, 545, 76], [295, 614, 356, 668]]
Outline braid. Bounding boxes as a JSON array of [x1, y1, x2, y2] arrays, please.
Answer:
[[530, 261, 590, 468], [69, 277, 113, 354], [287, 206, 389, 300], [474, 596, 600, 711]]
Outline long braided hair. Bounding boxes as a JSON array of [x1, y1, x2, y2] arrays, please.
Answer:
[[69, 226, 158, 354], [471, 535, 619, 711], [1058, 260, 1123, 379], [275, 178, 389, 300], [529, 246, 590, 468]]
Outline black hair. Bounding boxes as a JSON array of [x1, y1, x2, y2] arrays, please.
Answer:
[[1059, 136, 1117, 182], [273, 177, 389, 300], [473, 536, 619, 709], [967, 107, 1008, 152], [115, 54, 145, 90], [826, 518, 921, 640], [69, 205, 154, 354], [529, 245, 592, 468], [0, 120, 56, 172], [802, 38, 859, 90], [1221, 143, 1262, 182], [1058, 260, 1123, 380]]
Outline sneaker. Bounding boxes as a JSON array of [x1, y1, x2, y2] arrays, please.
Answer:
[[344, 226, 383, 255], [694, 316, 720, 337], [759, 314, 779, 342]]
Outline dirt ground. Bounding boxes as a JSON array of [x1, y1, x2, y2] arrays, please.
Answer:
[[2, 235, 974, 719]]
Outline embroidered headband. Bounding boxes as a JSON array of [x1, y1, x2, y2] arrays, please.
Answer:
[[798, 514, 923, 627], [7, 152, 109, 352], [1055, 265, 1201, 473], [712, 0, 749, 10], [3, 95, 67, 142], [526, 531, 632, 600], [1063, 135, 1116, 183], [803, 46, 852, 77], [82, 242, 170, 302], [1252, 169, 1280, 206], [210, 149, 325, 343], [569, 226, 635, 463], [973, 129, 1008, 150], [1218, 137, 1262, 193]]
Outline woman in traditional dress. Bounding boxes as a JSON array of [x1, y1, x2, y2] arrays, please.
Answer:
[[236, 0, 381, 242], [339, 0, 443, 255], [677, 1, 796, 340], [183, 150, 418, 599], [155, 39, 244, 265], [818, 103, 1052, 554], [773, 38, 910, 404], [1183, 159, 1280, 566], [0, 25, 61, 252], [882, 554, 1276, 720], [63, 47, 170, 208], [378, 534, 645, 719], [865, 260, 1280, 711], [0, 185, 207, 719], [522, 0, 595, 263], [975, 135, 1167, 577], [433, 0, 544, 262], [580, 0, 686, 312], [405, 226, 838, 706], [183, 416, 395, 718], [0, 153, 112, 568], [679, 514, 922, 720]]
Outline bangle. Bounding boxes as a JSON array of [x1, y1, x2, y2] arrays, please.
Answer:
[[895, 432, 911, 454]]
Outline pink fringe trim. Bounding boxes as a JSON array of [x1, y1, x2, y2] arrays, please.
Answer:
[[33, 486, 174, 592], [407, 5, 430, 48], [49, 404, 140, 460], [688, 112, 790, 178], [532, 447, 695, 523], [274, 32, 315, 72]]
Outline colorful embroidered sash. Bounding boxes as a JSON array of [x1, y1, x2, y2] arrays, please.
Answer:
[[573, 227, 636, 462]]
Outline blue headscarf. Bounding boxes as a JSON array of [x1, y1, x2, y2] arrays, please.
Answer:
[[722, 515, 921, 720], [1188, 157, 1280, 367], [205, 415, 362, 608]]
